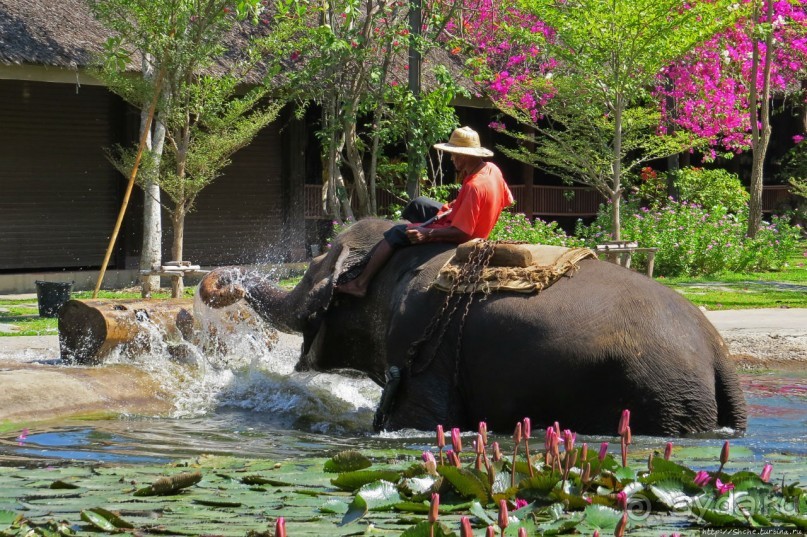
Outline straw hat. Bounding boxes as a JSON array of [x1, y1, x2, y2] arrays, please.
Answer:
[[433, 126, 494, 157]]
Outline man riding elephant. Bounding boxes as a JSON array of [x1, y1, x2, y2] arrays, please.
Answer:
[[336, 126, 514, 297]]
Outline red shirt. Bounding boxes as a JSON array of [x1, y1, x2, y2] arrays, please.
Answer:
[[426, 162, 513, 242]]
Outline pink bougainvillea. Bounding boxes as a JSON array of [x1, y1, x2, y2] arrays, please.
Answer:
[[656, 0, 807, 152]]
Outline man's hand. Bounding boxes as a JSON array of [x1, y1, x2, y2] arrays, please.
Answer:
[[406, 226, 431, 244]]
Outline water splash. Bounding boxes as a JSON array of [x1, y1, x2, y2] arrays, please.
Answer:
[[105, 274, 381, 434]]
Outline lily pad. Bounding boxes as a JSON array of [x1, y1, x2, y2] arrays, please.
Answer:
[[323, 451, 372, 473], [437, 466, 490, 503], [80, 507, 135, 531]]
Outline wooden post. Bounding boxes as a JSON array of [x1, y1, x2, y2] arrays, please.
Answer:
[[93, 71, 164, 298]]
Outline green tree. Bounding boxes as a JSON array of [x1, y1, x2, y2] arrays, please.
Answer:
[[468, 0, 741, 239], [271, 0, 465, 221], [89, 0, 282, 296]]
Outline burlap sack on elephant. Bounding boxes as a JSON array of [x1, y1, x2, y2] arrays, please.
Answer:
[[433, 241, 597, 293]]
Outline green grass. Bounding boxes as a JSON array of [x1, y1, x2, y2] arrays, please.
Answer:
[[2, 247, 806, 336], [658, 243, 807, 310]]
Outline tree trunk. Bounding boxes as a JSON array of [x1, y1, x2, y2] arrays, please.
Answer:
[[171, 209, 185, 298], [344, 118, 371, 217], [611, 100, 624, 240], [746, 0, 774, 238], [139, 55, 165, 298]]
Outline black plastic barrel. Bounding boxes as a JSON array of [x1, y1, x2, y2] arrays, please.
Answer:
[[34, 281, 73, 318]]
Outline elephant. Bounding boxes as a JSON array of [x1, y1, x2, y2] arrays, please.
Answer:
[[199, 218, 747, 436]]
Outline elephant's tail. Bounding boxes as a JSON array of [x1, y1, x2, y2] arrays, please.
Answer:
[[714, 352, 748, 433]]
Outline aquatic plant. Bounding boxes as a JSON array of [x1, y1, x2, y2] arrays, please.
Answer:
[[321, 414, 806, 535]]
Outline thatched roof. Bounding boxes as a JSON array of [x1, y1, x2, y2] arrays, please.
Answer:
[[0, 0, 479, 97], [0, 0, 108, 67]]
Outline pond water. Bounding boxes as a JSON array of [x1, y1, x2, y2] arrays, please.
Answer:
[[0, 308, 804, 479]]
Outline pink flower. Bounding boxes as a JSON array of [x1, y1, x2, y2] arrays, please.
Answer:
[[16, 428, 29, 442], [451, 428, 463, 453], [693, 470, 711, 487], [563, 429, 575, 452], [618, 409, 630, 435], [616, 490, 628, 510], [760, 463, 773, 483], [715, 478, 735, 495], [275, 517, 286, 537], [429, 493, 440, 524], [514, 498, 528, 509], [598, 442, 608, 462], [422, 451, 437, 474], [664, 442, 673, 460], [478, 421, 488, 444], [794, 134, 805, 144]]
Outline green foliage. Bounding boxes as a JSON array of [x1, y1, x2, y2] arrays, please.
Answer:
[[577, 200, 802, 277], [671, 167, 750, 213], [490, 211, 585, 247]]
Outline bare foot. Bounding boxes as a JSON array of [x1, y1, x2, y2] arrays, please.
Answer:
[[335, 279, 367, 298]]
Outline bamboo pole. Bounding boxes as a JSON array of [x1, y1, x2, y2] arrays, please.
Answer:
[[93, 71, 165, 298]]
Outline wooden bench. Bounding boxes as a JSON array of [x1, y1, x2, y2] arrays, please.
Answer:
[[595, 241, 658, 278], [139, 262, 209, 297]]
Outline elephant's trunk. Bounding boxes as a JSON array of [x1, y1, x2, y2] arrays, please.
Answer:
[[198, 267, 304, 333]]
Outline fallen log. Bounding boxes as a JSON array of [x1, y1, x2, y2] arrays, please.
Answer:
[[59, 299, 194, 364]]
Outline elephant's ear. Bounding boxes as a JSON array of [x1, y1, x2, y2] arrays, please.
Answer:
[[303, 244, 352, 321]]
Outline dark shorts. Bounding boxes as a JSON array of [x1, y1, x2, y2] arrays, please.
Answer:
[[383, 197, 443, 248]]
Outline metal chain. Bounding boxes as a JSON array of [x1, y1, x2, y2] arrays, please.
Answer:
[[406, 240, 523, 378]]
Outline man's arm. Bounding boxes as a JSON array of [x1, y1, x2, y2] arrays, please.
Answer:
[[406, 225, 469, 244]]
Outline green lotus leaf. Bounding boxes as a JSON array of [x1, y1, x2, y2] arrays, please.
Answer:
[[330, 470, 403, 491], [536, 512, 583, 535], [320, 499, 349, 514], [399, 520, 458, 537], [323, 451, 372, 474], [81, 507, 133, 531], [613, 466, 637, 483], [399, 475, 437, 500], [690, 503, 747, 526], [240, 475, 292, 486], [469, 500, 496, 526], [771, 512, 807, 530], [192, 498, 243, 508], [437, 466, 490, 503], [647, 479, 695, 511], [579, 504, 622, 532], [0, 510, 18, 527], [356, 480, 402, 512], [518, 473, 561, 497], [339, 494, 367, 526], [393, 501, 430, 514], [643, 458, 695, 479]]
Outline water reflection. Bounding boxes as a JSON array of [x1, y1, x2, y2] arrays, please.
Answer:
[[1, 370, 803, 480]]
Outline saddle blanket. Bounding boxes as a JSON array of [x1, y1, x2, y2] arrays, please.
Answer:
[[433, 240, 597, 294]]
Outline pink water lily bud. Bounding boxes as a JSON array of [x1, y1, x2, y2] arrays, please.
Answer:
[[522, 417, 531, 439], [760, 463, 773, 483], [693, 470, 711, 487], [615, 511, 628, 537], [476, 433, 485, 455], [599, 442, 609, 462], [616, 490, 628, 511], [513, 422, 523, 444], [452, 428, 463, 453], [581, 443, 588, 462], [437, 425, 445, 448], [498, 499, 509, 530], [429, 493, 440, 524], [648, 452, 654, 472], [422, 451, 437, 474], [446, 449, 461, 468], [618, 409, 630, 436], [720, 441, 730, 466], [545, 427, 555, 451], [275, 517, 286, 537], [593, 531, 600, 537], [492, 441, 502, 462], [581, 462, 591, 483], [563, 429, 576, 452], [715, 478, 735, 495], [663, 441, 673, 460], [518, 528, 527, 537], [486, 526, 495, 537], [624, 426, 632, 445], [554, 421, 561, 437], [460, 516, 474, 537], [478, 421, 488, 444]]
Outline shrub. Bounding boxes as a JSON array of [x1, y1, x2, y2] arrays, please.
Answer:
[[491, 211, 585, 247], [576, 201, 802, 277], [670, 167, 749, 213]]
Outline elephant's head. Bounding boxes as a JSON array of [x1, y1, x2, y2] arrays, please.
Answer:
[[198, 219, 393, 382]]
